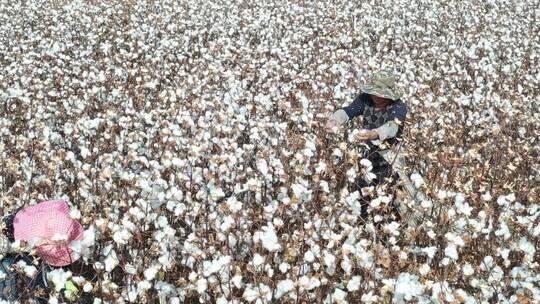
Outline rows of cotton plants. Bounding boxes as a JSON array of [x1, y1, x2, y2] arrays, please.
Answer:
[[1, 0, 539, 303]]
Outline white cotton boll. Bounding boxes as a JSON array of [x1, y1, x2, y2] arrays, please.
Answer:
[[48, 268, 72, 292], [499, 248, 510, 262], [273, 218, 284, 228], [220, 215, 235, 232], [488, 266, 504, 283], [16, 261, 37, 278], [420, 200, 432, 209], [196, 278, 208, 293], [421, 247, 437, 259], [275, 279, 295, 299], [138, 280, 152, 293], [437, 190, 448, 200], [518, 127, 526, 137], [305, 138, 317, 153], [455, 193, 465, 205], [532, 224, 540, 237], [121, 216, 138, 232], [347, 276, 362, 292], [333, 288, 348, 304], [341, 256, 352, 274], [85, 118, 101, 130], [279, 262, 290, 273], [319, 180, 330, 193], [8, 87, 23, 98], [324, 253, 336, 275], [80, 146, 91, 159], [360, 158, 372, 168], [332, 148, 343, 158], [129, 207, 146, 220], [69, 208, 81, 219], [462, 263, 474, 276], [63, 123, 74, 136], [419, 264, 430, 276], [495, 220, 511, 240], [156, 216, 168, 228], [315, 161, 327, 174], [481, 256, 493, 271], [243, 283, 272, 303], [253, 223, 281, 252], [158, 253, 173, 269], [243, 286, 259, 302], [445, 244, 459, 260], [364, 171, 376, 183], [380, 196, 392, 204], [113, 228, 132, 246], [144, 264, 160, 281], [216, 297, 228, 304], [93, 262, 104, 271], [410, 173, 424, 188], [210, 186, 225, 201], [188, 272, 197, 282], [49, 296, 59, 304], [393, 273, 424, 303], [369, 198, 381, 209], [496, 193, 515, 206], [345, 191, 360, 206], [78, 226, 96, 256], [383, 222, 400, 236], [226, 196, 242, 213], [431, 282, 455, 303], [346, 168, 357, 182], [171, 158, 183, 167], [445, 233, 465, 247], [517, 237, 536, 259], [104, 249, 119, 272], [257, 159, 269, 177], [333, 86, 342, 99], [291, 183, 312, 202], [124, 263, 137, 274], [252, 253, 265, 267], [459, 203, 473, 216], [203, 256, 232, 277], [93, 298, 103, 304], [304, 250, 315, 263], [127, 288, 138, 302], [361, 291, 379, 303], [83, 282, 93, 292], [231, 275, 242, 289]]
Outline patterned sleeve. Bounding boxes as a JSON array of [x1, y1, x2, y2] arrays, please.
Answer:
[[330, 94, 367, 126], [387, 101, 408, 123], [342, 94, 368, 120]]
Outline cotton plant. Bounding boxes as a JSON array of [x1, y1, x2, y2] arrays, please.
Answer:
[[1, 0, 539, 302]]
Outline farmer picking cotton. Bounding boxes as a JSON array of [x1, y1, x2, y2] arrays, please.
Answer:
[[0, 199, 86, 301], [12, 199, 85, 266], [325, 69, 408, 219]]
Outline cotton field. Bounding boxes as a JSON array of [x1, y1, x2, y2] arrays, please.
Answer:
[[1, 0, 539, 303]]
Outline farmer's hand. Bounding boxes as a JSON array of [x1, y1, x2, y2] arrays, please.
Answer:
[[356, 129, 379, 141], [325, 120, 339, 133]]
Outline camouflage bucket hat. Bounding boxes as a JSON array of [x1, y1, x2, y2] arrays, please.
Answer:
[[359, 69, 402, 100]]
